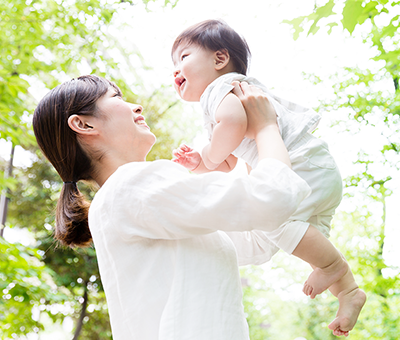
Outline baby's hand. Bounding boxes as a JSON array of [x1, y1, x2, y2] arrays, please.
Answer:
[[172, 144, 202, 171]]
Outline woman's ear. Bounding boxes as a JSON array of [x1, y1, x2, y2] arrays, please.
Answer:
[[68, 115, 98, 136], [214, 49, 230, 71]]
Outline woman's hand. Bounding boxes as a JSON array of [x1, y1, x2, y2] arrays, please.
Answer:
[[232, 81, 277, 140], [232, 81, 291, 168]]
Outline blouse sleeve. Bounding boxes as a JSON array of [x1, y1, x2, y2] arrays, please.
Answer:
[[225, 231, 280, 266], [111, 158, 311, 240]]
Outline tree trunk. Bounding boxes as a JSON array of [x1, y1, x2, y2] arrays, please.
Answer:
[[73, 280, 89, 340], [0, 143, 15, 238]]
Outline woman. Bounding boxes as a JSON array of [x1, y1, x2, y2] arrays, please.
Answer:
[[33, 75, 310, 340]]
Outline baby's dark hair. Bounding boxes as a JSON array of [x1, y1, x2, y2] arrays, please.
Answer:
[[172, 19, 251, 75]]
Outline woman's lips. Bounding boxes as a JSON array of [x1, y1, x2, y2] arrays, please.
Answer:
[[135, 116, 150, 129]]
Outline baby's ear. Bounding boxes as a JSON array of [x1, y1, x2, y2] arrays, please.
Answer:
[[214, 49, 230, 70]]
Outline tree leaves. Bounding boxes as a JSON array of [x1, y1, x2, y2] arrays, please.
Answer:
[[0, 237, 67, 338], [282, 0, 336, 40], [341, 0, 368, 33]]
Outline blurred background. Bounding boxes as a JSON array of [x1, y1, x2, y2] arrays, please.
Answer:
[[0, 0, 399, 339]]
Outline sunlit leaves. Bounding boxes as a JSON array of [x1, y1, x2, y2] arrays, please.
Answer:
[[341, 0, 371, 34], [0, 237, 68, 339]]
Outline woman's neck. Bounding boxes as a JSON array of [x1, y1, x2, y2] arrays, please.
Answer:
[[93, 155, 146, 187]]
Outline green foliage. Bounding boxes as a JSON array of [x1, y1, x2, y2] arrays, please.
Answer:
[[1, 0, 112, 190], [282, 0, 336, 39], [283, 0, 400, 190], [283, 0, 394, 36], [0, 237, 69, 339]]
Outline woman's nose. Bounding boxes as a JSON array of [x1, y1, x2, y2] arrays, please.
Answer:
[[132, 104, 143, 114]]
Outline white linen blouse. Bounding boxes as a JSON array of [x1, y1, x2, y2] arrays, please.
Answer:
[[88, 158, 310, 340]]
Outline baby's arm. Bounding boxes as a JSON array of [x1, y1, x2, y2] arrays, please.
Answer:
[[173, 144, 238, 173], [202, 92, 248, 170]]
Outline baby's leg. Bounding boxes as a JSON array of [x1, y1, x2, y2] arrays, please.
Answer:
[[324, 261, 366, 336], [292, 225, 366, 335], [292, 225, 348, 298]]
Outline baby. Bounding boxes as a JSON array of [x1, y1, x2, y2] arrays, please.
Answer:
[[171, 19, 366, 337]]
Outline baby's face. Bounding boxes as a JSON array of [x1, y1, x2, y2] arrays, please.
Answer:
[[172, 43, 220, 102]]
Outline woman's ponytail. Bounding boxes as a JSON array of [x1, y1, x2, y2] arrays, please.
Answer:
[[55, 183, 92, 247]]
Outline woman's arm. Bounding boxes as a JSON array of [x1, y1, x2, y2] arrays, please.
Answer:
[[114, 159, 310, 240]]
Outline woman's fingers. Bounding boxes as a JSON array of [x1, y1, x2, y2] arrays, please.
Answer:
[[231, 81, 252, 99], [231, 82, 244, 102], [233, 81, 266, 107], [238, 81, 250, 94]]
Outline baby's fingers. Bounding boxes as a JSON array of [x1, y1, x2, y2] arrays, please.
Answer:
[[173, 149, 184, 157], [179, 144, 193, 152]]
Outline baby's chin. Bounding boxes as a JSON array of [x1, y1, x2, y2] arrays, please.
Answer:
[[181, 93, 201, 102]]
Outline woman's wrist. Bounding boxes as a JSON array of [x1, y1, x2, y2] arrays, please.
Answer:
[[255, 123, 291, 168], [255, 123, 279, 144]]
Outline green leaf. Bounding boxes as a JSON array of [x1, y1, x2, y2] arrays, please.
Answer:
[[282, 16, 307, 40], [307, 0, 336, 36], [341, 0, 365, 33], [327, 22, 339, 34]]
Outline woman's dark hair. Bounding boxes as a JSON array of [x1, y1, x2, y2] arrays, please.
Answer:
[[171, 19, 251, 75], [33, 75, 121, 248]]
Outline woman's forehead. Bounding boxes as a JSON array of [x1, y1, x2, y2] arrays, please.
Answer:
[[108, 85, 122, 95]]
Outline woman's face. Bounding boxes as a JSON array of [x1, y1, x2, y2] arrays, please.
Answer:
[[95, 87, 156, 161]]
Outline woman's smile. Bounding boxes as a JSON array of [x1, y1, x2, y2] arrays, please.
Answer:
[[134, 115, 150, 129]]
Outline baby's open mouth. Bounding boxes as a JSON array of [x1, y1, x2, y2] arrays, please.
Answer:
[[175, 77, 186, 87]]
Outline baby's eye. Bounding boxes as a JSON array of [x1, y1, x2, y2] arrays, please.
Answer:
[[181, 54, 189, 61]]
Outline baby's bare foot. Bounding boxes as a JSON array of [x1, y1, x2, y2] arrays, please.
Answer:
[[303, 257, 348, 299], [328, 288, 366, 337]]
